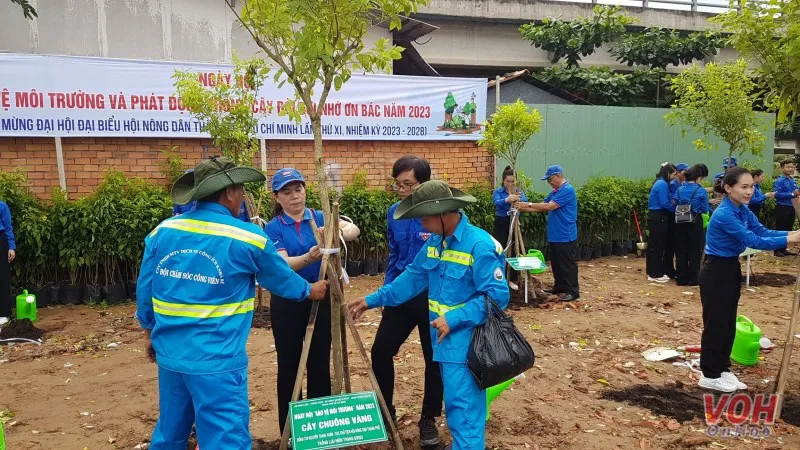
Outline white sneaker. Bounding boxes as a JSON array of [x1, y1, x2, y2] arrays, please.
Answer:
[[698, 376, 738, 392], [721, 372, 748, 390], [0, 316, 9, 326], [648, 275, 670, 283]]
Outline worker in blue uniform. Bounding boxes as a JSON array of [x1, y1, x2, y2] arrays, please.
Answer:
[[372, 156, 443, 446], [699, 167, 800, 392], [515, 165, 580, 301], [0, 199, 16, 326], [348, 180, 510, 450], [646, 163, 677, 283], [673, 164, 710, 286], [772, 159, 799, 256], [748, 169, 773, 218], [136, 157, 328, 450]]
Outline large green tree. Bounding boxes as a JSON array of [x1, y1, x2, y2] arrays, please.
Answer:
[[712, 0, 800, 124], [665, 60, 766, 163]]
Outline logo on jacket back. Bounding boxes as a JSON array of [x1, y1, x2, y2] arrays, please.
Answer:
[[419, 232, 432, 241]]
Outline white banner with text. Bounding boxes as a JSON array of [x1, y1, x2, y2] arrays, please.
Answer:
[[0, 54, 487, 141]]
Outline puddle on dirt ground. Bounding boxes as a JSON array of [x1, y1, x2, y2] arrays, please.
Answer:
[[0, 318, 45, 343], [602, 385, 800, 427]]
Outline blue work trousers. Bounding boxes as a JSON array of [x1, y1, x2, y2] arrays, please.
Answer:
[[150, 366, 250, 450], [442, 362, 487, 450]]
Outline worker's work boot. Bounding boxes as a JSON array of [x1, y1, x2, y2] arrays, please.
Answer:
[[419, 415, 440, 446]]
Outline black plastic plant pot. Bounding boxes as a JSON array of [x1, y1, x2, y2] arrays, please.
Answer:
[[62, 284, 84, 305], [30, 284, 51, 308], [363, 259, 379, 276], [592, 245, 603, 259], [580, 246, 593, 261], [84, 284, 102, 304], [126, 281, 137, 302], [378, 260, 389, 274], [102, 283, 127, 305], [612, 241, 627, 257], [49, 282, 63, 305], [602, 242, 613, 257], [346, 260, 363, 277]]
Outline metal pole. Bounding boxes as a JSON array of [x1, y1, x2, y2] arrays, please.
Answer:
[[54, 137, 67, 194]]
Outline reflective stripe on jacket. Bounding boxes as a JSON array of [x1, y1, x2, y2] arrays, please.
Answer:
[[136, 201, 311, 374]]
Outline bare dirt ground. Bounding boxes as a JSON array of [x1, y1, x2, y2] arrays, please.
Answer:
[[4, 252, 800, 450]]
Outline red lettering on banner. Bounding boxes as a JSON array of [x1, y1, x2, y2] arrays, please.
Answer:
[[198, 72, 233, 87]]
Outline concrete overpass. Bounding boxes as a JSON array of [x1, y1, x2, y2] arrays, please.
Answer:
[[405, 0, 737, 77]]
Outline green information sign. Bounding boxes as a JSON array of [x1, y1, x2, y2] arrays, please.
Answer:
[[289, 391, 388, 450]]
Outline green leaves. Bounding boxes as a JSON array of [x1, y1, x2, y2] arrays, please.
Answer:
[[712, 0, 800, 124], [479, 100, 543, 170], [609, 28, 723, 70], [520, 6, 634, 67], [173, 57, 268, 166], [665, 60, 766, 160]]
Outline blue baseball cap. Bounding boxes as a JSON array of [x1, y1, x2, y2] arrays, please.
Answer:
[[714, 172, 724, 180], [675, 163, 689, 171], [271, 168, 305, 192], [722, 157, 737, 168], [540, 165, 564, 181]]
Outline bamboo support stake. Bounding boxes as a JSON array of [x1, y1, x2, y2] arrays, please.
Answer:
[[774, 267, 800, 419], [278, 213, 333, 450], [330, 203, 345, 394]]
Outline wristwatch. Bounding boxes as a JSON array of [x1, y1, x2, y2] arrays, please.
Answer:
[[303, 253, 311, 264]]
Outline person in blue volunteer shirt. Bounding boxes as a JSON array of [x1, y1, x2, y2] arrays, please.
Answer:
[[264, 167, 360, 434], [646, 163, 677, 283], [670, 162, 689, 194], [492, 166, 528, 250], [136, 157, 329, 449], [673, 164, 710, 286], [772, 159, 799, 257], [348, 180, 509, 450], [748, 169, 773, 218], [699, 167, 800, 392], [515, 165, 579, 301], [0, 200, 16, 326], [172, 169, 198, 216], [374, 156, 443, 446]]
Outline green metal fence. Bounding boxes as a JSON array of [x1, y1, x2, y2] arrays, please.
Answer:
[[495, 104, 775, 188]]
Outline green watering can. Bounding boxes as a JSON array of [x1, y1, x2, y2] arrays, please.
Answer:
[[0, 420, 5, 450], [731, 315, 761, 366], [702, 212, 710, 229], [15, 289, 37, 322]]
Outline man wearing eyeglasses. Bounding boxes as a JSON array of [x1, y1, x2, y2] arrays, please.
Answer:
[[371, 156, 444, 446]]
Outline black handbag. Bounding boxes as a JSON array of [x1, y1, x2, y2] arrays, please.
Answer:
[[467, 296, 535, 389]]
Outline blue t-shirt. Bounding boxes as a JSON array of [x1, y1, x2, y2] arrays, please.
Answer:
[[705, 197, 788, 257], [386, 202, 431, 284], [0, 200, 16, 250], [648, 179, 675, 212], [492, 187, 529, 217], [543, 181, 578, 243], [264, 208, 325, 283], [750, 184, 767, 206], [669, 178, 685, 198], [673, 182, 709, 214], [237, 200, 250, 222], [773, 176, 798, 207]]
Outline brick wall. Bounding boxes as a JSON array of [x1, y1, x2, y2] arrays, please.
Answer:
[[0, 137, 493, 198]]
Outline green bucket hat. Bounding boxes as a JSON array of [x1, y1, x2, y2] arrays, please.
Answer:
[[171, 156, 266, 205], [393, 180, 476, 220]]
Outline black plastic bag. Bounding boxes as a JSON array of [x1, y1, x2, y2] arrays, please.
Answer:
[[467, 296, 535, 389]]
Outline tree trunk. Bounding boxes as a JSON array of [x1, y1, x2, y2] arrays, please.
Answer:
[[310, 114, 345, 395]]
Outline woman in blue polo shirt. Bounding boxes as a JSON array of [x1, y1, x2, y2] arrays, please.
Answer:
[[699, 167, 800, 392], [748, 169, 774, 218], [646, 163, 677, 283], [264, 168, 360, 433], [492, 166, 528, 250], [673, 164, 709, 286]]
